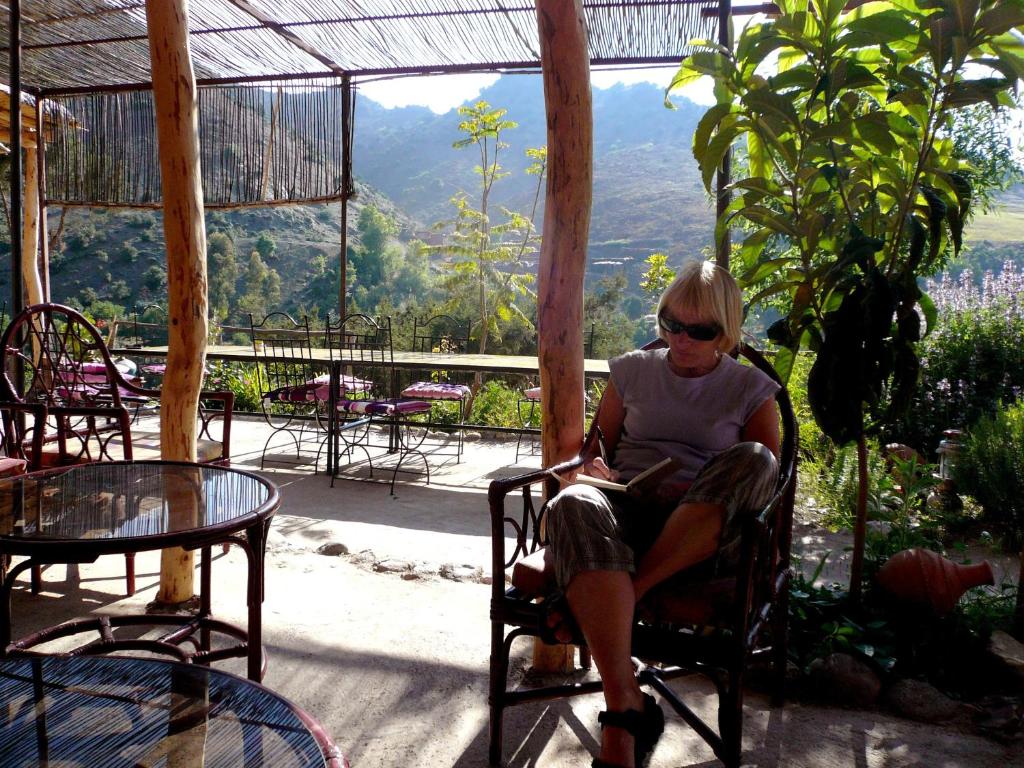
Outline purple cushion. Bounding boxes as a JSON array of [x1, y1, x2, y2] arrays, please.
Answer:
[[264, 382, 324, 404], [400, 381, 471, 400], [335, 398, 431, 416]]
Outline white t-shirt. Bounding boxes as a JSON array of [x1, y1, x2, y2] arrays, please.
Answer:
[[608, 347, 780, 483]]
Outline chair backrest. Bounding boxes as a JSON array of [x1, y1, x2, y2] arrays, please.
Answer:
[[584, 322, 596, 358], [325, 314, 395, 400], [130, 304, 168, 348], [0, 303, 137, 410], [411, 314, 470, 354], [248, 312, 317, 396]]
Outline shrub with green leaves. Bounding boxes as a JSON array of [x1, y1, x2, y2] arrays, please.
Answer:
[[205, 362, 263, 413], [890, 266, 1024, 454], [468, 380, 522, 429], [955, 399, 1024, 546]]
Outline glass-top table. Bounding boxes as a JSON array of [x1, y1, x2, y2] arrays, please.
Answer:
[[0, 461, 280, 680], [0, 655, 347, 767]]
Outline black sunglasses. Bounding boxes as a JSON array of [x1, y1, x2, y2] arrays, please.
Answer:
[[657, 313, 721, 341]]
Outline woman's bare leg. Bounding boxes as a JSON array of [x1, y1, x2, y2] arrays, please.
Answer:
[[566, 569, 644, 767], [632, 501, 723, 602]]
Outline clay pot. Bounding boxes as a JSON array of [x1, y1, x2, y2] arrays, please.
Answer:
[[876, 548, 994, 615]]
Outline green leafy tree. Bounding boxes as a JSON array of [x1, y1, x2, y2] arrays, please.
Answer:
[[255, 232, 276, 260], [237, 251, 281, 319], [673, 0, 1024, 600], [142, 264, 167, 296], [639, 253, 676, 310], [207, 231, 239, 323], [427, 102, 541, 353]]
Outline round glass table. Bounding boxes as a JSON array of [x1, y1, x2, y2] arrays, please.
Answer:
[[0, 461, 279, 681], [0, 655, 347, 767]]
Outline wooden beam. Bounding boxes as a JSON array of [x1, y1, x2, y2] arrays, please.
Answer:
[[533, 0, 592, 673], [146, 0, 209, 605]]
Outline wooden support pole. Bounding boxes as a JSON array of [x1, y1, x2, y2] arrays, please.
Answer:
[[533, 0, 592, 673], [9, 0, 23, 317], [21, 146, 43, 307], [35, 97, 50, 300], [146, 0, 208, 604]]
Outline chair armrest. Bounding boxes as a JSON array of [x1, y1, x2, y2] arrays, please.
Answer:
[[115, 377, 235, 463], [487, 455, 584, 595], [0, 401, 48, 469], [729, 468, 796, 648]]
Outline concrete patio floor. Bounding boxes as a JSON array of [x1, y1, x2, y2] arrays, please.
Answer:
[[7, 416, 1023, 767]]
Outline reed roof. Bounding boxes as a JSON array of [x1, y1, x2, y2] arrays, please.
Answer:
[[1, 1, 721, 94]]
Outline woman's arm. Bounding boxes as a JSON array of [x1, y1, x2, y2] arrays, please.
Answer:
[[741, 397, 780, 458], [582, 381, 625, 480]]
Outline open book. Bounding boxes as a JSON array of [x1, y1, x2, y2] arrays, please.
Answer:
[[573, 456, 683, 497]]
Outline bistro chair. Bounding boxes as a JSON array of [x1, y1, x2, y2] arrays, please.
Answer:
[[515, 322, 597, 461], [399, 314, 472, 461], [487, 341, 797, 768], [325, 314, 431, 494], [248, 312, 335, 470], [0, 303, 234, 596]]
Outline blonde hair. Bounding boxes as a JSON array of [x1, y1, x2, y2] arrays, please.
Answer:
[[655, 260, 742, 352]]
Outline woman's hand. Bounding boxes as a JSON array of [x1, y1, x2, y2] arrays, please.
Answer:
[[583, 456, 620, 482]]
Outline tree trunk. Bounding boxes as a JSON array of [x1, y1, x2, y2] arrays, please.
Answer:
[[850, 432, 868, 603], [532, 0, 592, 673], [21, 147, 44, 307], [146, 0, 208, 604]]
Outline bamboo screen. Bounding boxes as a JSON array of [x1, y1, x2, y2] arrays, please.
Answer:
[[44, 80, 351, 207], [0, 1, 721, 91]]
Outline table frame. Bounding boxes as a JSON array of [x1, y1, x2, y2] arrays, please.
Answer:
[[0, 460, 279, 681]]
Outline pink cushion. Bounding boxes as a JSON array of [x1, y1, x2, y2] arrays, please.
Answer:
[[523, 387, 542, 401], [400, 381, 471, 400]]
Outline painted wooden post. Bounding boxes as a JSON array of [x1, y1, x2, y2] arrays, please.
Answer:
[[146, 0, 208, 604], [533, 0, 592, 673]]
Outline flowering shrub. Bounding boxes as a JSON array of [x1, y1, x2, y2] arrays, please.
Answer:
[[888, 263, 1024, 454]]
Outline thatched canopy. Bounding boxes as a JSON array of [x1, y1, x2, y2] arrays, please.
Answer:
[[0, 1, 721, 92], [0, 1, 723, 208]]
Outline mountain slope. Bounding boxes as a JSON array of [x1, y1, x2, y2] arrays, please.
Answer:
[[354, 75, 714, 270]]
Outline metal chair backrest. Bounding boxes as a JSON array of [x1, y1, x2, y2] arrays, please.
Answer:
[[248, 312, 316, 398], [131, 304, 168, 348], [411, 314, 470, 354], [325, 314, 395, 400]]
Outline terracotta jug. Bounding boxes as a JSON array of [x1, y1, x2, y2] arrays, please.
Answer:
[[876, 548, 994, 615]]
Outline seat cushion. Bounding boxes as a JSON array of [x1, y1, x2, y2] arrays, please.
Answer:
[[105, 431, 224, 463], [400, 381, 471, 400], [335, 398, 431, 416], [510, 545, 735, 627], [0, 457, 27, 477]]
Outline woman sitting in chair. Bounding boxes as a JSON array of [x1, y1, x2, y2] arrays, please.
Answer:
[[545, 260, 780, 768]]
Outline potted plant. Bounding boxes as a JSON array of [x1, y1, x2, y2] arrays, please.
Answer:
[[672, 0, 1024, 600]]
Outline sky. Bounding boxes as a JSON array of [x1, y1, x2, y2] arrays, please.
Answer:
[[357, 66, 716, 114]]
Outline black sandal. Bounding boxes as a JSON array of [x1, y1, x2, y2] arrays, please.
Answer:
[[540, 590, 579, 644], [593, 693, 664, 768]]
